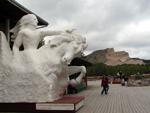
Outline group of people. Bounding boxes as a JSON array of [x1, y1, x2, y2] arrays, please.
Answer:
[[100, 75, 129, 95], [121, 75, 129, 86]]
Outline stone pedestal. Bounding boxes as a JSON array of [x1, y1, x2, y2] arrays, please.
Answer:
[[0, 96, 85, 113]]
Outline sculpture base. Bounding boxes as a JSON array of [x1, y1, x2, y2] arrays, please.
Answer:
[[0, 96, 84, 113]]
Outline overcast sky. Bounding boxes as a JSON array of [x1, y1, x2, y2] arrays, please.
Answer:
[[16, 0, 150, 59]]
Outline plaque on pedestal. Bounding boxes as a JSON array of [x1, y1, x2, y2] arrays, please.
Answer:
[[0, 96, 84, 113]]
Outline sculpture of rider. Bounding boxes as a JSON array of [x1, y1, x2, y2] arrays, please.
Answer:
[[0, 13, 87, 102], [10, 14, 64, 54]]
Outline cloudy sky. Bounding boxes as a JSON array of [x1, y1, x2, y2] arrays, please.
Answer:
[[16, 0, 150, 59]]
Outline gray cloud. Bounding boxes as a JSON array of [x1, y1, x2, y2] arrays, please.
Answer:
[[17, 0, 150, 59]]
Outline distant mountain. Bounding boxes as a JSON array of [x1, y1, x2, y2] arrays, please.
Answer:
[[82, 48, 145, 66]]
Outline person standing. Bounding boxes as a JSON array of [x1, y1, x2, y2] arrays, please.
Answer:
[[124, 76, 128, 86], [101, 75, 109, 95]]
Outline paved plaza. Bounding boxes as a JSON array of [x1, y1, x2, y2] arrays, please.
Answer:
[[76, 80, 150, 113]]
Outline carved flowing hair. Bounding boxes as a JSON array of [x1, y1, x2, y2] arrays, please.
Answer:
[[10, 14, 38, 40], [47, 32, 86, 49]]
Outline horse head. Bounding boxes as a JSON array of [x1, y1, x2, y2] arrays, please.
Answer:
[[44, 32, 87, 64]]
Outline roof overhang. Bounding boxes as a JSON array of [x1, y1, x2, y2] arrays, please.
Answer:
[[0, 0, 49, 28]]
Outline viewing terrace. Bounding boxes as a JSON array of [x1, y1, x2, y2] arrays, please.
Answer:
[[76, 80, 150, 113]]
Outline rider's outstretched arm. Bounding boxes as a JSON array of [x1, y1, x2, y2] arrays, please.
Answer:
[[40, 30, 64, 38]]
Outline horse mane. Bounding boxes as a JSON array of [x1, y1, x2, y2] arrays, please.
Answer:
[[42, 32, 87, 55], [46, 32, 83, 48]]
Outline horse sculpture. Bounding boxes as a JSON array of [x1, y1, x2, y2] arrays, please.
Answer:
[[0, 30, 87, 102]]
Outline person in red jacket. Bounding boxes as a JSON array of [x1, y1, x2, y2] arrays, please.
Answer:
[[101, 75, 109, 95]]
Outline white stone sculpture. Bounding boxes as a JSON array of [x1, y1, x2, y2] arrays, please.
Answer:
[[10, 14, 64, 54], [68, 66, 86, 87], [0, 14, 87, 102]]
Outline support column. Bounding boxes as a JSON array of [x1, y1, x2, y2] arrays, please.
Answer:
[[5, 18, 10, 42]]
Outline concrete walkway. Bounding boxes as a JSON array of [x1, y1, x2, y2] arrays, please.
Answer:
[[76, 80, 150, 113]]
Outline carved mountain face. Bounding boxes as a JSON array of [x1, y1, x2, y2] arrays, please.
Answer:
[[83, 48, 144, 66]]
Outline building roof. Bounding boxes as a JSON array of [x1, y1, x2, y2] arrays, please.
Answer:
[[0, 0, 48, 28]]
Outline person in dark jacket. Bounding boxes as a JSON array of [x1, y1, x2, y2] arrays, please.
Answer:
[[101, 75, 109, 95]]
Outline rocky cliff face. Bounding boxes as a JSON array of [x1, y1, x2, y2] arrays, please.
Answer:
[[83, 48, 144, 66]]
